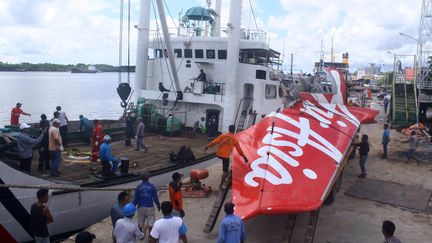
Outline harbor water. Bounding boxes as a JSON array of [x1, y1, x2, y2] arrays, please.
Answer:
[[0, 72, 135, 126]]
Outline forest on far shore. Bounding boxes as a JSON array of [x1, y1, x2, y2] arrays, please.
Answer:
[[0, 62, 135, 72]]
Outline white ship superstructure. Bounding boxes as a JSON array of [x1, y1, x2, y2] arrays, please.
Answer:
[[135, 0, 284, 132]]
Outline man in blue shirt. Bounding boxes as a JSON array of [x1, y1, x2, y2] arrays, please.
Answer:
[[111, 191, 130, 227], [217, 202, 245, 243], [133, 171, 161, 235], [99, 135, 120, 176], [381, 124, 390, 159]]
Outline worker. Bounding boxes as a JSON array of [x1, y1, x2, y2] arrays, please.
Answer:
[[16, 123, 44, 173], [204, 125, 248, 190], [169, 172, 185, 217], [56, 106, 69, 147], [196, 69, 207, 82], [99, 135, 120, 176], [10, 102, 31, 125], [91, 119, 103, 162], [79, 115, 93, 145], [125, 112, 136, 146], [217, 202, 245, 243]]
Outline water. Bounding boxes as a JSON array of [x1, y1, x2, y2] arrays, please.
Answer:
[[0, 72, 135, 126]]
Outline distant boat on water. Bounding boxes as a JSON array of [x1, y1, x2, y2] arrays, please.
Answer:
[[71, 65, 97, 73]]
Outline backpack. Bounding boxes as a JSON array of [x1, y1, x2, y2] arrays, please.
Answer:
[[176, 146, 195, 163]]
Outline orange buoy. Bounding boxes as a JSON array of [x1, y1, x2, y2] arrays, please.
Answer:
[[190, 169, 209, 181]]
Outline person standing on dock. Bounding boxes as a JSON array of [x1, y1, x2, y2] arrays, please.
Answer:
[[135, 118, 149, 152], [38, 114, 51, 171], [49, 118, 64, 177], [10, 102, 30, 125], [111, 191, 131, 228], [133, 171, 160, 235], [30, 188, 54, 243], [381, 220, 402, 243], [56, 106, 69, 147], [91, 119, 103, 162], [381, 124, 390, 159], [49, 111, 60, 127], [383, 95, 390, 114], [79, 115, 92, 145], [125, 112, 136, 146], [16, 123, 44, 173], [217, 202, 245, 243], [169, 172, 185, 218], [204, 125, 248, 190], [402, 130, 418, 163], [357, 134, 369, 178], [149, 201, 188, 243], [113, 203, 145, 243]]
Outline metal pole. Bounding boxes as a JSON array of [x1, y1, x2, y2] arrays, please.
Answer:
[[290, 53, 293, 75], [155, 0, 182, 93]]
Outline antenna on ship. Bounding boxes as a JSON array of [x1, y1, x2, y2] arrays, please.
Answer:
[[117, 0, 132, 109]]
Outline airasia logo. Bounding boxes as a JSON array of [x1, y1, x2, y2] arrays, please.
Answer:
[[244, 101, 359, 188]]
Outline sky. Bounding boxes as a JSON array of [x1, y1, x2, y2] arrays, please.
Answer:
[[0, 0, 423, 73]]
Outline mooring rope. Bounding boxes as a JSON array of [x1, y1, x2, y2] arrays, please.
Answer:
[[0, 183, 191, 192]]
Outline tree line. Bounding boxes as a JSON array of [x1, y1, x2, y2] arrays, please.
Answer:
[[0, 62, 135, 72]]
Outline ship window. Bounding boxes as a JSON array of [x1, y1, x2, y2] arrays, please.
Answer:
[[256, 70, 266, 79], [265, 85, 277, 99], [218, 50, 227, 59], [195, 49, 204, 58], [206, 49, 215, 59], [174, 49, 182, 58], [155, 49, 163, 58], [185, 49, 193, 58]]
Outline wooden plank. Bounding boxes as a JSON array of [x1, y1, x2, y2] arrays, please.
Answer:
[[203, 171, 232, 233]]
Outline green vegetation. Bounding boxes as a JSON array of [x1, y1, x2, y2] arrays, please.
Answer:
[[0, 62, 135, 72], [378, 72, 394, 86]]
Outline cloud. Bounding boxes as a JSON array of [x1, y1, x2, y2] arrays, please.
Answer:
[[0, 0, 423, 73]]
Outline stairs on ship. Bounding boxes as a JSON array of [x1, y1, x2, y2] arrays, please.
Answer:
[[391, 73, 417, 127]]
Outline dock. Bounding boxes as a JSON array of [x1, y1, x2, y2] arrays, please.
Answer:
[[63, 98, 432, 242]]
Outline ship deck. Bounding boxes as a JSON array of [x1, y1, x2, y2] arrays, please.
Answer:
[[1, 132, 213, 184]]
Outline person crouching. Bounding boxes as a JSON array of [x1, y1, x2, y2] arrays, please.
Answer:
[[99, 135, 120, 176]]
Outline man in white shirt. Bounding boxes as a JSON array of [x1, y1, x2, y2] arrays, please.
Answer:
[[150, 201, 188, 243], [56, 106, 69, 147], [114, 203, 145, 243]]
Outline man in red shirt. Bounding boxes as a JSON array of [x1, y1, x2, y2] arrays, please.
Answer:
[[92, 119, 104, 162], [10, 103, 31, 125]]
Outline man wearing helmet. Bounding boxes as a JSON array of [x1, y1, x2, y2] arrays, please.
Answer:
[[99, 135, 121, 176], [113, 203, 145, 242]]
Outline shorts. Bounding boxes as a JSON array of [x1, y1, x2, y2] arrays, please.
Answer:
[[137, 207, 156, 227], [218, 156, 230, 172]]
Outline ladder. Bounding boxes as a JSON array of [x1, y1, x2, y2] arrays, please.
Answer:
[[203, 171, 232, 233], [391, 55, 418, 127]]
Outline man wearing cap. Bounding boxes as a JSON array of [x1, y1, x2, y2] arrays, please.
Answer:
[[99, 135, 121, 176], [133, 171, 160, 235], [10, 103, 31, 125], [75, 231, 96, 243], [49, 118, 64, 177], [217, 202, 245, 243], [113, 203, 145, 242], [16, 123, 44, 173], [169, 172, 185, 217]]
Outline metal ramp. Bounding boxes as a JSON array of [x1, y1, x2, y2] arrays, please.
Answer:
[[391, 55, 418, 127]]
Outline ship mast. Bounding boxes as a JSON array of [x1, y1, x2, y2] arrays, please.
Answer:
[[155, 0, 182, 97], [135, 0, 151, 93]]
